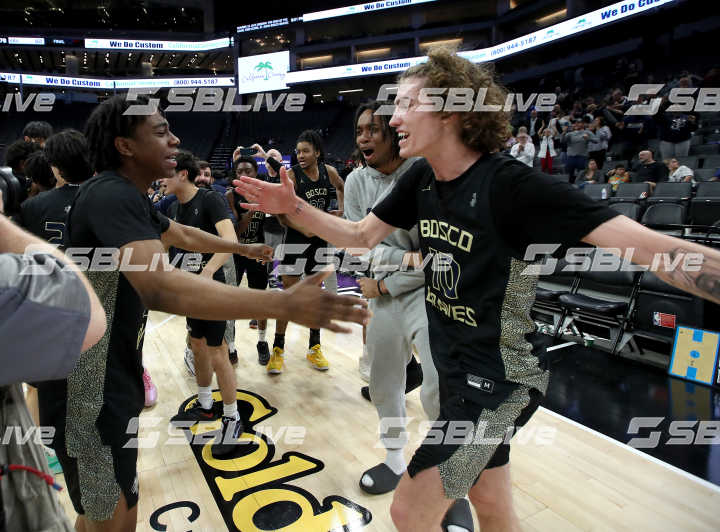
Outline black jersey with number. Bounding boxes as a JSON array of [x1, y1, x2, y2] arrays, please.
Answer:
[[233, 178, 266, 245], [292, 163, 333, 211], [372, 154, 618, 404], [169, 187, 229, 282], [38, 171, 170, 450], [17, 184, 80, 244], [285, 163, 334, 243]]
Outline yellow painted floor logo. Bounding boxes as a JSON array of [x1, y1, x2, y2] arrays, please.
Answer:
[[172, 389, 371, 531]]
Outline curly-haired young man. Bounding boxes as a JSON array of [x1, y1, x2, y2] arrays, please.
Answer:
[[235, 46, 720, 531]]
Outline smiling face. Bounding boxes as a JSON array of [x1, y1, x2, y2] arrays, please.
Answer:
[[356, 109, 395, 170], [389, 76, 445, 159], [120, 111, 180, 182]]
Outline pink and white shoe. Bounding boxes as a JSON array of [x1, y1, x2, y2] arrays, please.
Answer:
[[143, 368, 158, 408]]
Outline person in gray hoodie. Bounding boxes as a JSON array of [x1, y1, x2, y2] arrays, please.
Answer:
[[344, 101, 473, 530]]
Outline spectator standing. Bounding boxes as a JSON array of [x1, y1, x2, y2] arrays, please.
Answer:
[[588, 117, 612, 167], [562, 120, 598, 183], [538, 128, 557, 173]]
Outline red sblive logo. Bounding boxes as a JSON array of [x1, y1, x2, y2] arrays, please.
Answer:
[[653, 312, 676, 329]]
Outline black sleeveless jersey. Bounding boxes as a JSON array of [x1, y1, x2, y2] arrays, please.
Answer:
[[292, 163, 333, 213], [286, 163, 334, 243], [372, 154, 618, 405]]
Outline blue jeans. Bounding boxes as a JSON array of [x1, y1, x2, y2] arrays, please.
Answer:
[[565, 155, 587, 184]]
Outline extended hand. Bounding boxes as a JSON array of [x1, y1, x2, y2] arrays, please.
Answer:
[[234, 166, 297, 215], [283, 269, 371, 332], [243, 243, 273, 263]]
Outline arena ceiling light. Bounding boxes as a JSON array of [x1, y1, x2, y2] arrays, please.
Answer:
[[301, 55, 333, 65], [357, 48, 391, 58], [419, 38, 462, 50], [536, 9, 568, 25]]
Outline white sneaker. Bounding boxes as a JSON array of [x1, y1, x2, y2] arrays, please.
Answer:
[[358, 349, 371, 383], [184, 347, 195, 376]]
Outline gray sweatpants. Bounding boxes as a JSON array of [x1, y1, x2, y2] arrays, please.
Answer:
[[367, 288, 439, 450]]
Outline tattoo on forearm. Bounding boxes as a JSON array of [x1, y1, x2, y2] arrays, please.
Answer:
[[295, 200, 303, 216], [666, 247, 720, 304]]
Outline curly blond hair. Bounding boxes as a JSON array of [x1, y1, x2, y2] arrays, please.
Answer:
[[399, 46, 510, 154]]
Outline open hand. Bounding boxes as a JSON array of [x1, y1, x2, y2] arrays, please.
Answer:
[[283, 269, 371, 332], [234, 166, 297, 215]]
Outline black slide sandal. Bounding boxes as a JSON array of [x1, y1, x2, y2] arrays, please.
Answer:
[[359, 463, 403, 495], [442, 498, 474, 531]]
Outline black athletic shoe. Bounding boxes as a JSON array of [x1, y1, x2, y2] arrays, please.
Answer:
[[257, 341, 271, 365], [229, 349, 238, 365], [170, 405, 219, 425], [212, 416, 244, 457]]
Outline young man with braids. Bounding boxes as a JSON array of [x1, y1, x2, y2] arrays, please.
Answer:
[[266, 129, 346, 374], [235, 47, 720, 531], [37, 95, 369, 532]]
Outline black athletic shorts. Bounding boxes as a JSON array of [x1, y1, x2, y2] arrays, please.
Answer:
[[186, 317, 226, 347], [407, 385, 542, 498], [55, 443, 139, 519], [278, 229, 331, 277], [234, 254, 269, 290]]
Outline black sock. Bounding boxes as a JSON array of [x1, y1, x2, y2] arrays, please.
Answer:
[[273, 333, 285, 350], [309, 329, 320, 348]]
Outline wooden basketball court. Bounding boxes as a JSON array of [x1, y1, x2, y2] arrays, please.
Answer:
[[55, 310, 720, 531]]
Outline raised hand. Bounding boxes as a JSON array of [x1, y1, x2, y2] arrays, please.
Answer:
[[233, 166, 297, 215], [282, 269, 371, 332]]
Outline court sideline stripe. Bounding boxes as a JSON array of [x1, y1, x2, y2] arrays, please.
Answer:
[[539, 406, 720, 494], [146, 314, 177, 335]]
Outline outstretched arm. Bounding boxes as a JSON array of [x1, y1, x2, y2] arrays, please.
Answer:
[[121, 238, 370, 332], [584, 216, 720, 304], [235, 167, 395, 253], [162, 219, 272, 262]]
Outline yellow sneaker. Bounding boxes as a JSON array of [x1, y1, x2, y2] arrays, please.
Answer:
[[307, 344, 329, 371], [267, 347, 284, 374]]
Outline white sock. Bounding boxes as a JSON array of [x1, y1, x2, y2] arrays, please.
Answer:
[[384, 448, 407, 475], [258, 328, 266, 343], [361, 448, 406, 488], [223, 402, 239, 420], [198, 386, 213, 410], [363, 345, 368, 358]]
